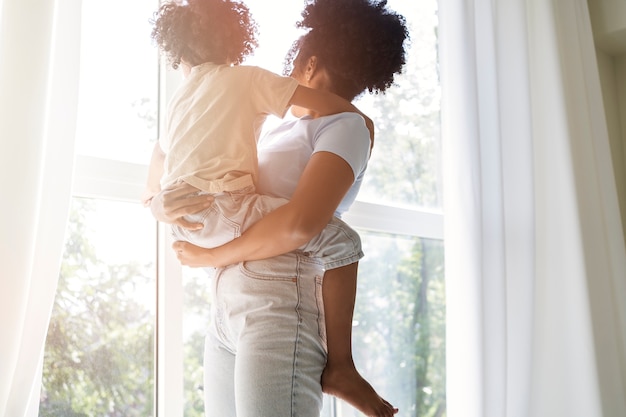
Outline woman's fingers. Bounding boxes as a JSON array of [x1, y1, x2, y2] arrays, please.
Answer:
[[166, 195, 213, 218], [174, 217, 204, 230], [172, 240, 214, 267], [160, 182, 214, 219]]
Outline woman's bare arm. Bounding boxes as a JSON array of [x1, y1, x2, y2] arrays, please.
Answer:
[[173, 151, 355, 267]]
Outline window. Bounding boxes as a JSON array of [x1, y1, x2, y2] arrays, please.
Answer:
[[40, 0, 159, 415], [73, 0, 159, 164], [40, 198, 156, 416], [41, 0, 444, 416], [333, 233, 445, 417]]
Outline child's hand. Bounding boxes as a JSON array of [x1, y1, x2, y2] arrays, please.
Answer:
[[150, 182, 213, 229]]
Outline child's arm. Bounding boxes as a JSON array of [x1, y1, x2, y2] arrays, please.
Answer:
[[142, 142, 166, 207], [290, 85, 375, 143]]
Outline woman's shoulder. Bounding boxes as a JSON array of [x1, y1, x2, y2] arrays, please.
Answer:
[[313, 112, 370, 143], [316, 112, 369, 130], [309, 113, 371, 166]]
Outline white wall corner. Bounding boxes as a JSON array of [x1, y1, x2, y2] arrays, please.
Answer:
[[588, 0, 626, 55]]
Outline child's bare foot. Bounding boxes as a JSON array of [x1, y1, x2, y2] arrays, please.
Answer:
[[321, 362, 398, 417]]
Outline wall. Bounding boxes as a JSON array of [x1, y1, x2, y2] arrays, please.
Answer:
[[588, 0, 626, 242]]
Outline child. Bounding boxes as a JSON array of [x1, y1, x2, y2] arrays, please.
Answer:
[[143, 1, 396, 416]]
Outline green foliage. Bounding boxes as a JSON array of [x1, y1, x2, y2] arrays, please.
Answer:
[[351, 233, 445, 417], [346, 6, 446, 414], [183, 332, 206, 417], [182, 269, 213, 417], [40, 199, 155, 417], [357, 17, 442, 210], [131, 97, 158, 141]]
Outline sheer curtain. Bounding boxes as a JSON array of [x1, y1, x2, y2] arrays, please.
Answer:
[[0, 0, 82, 416], [439, 0, 626, 416]]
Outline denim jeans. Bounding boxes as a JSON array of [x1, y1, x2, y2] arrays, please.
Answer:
[[203, 253, 327, 417], [171, 188, 363, 270]]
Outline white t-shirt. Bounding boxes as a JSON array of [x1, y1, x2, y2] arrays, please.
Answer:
[[160, 63, 299, 193], [257, 111, 371, 217]]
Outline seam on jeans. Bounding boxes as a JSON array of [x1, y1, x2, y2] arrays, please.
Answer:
[[177, 202, 242, 241], [238, 261, 296, 282], [314, 274, 327, 352], [301, 220, 365, 270], [290, 255, 304, 417], [209, 198, 242, 235], [322, 251, 364, 270], [212, 268, 236, 354]]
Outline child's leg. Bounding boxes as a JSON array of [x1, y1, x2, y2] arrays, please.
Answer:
[[321, 262, 398, 417]]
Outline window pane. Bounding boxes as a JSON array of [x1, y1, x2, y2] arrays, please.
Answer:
[[40, 198, 156, 416], [339, 232, 446, 417], [243, 0, 303, 74], [182, 267, 213, 417], [354, 0, 442, 210], [75, 0, 159, 164]]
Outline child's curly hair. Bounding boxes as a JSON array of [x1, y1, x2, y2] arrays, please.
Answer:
[[284, 0, 409, 100], [151, 0, 258, 69]]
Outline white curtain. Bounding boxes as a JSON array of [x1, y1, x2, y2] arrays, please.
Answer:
[[0, 0, 82, 416], [439, 0, 626, 416]]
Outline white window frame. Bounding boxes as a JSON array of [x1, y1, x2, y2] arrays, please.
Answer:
[[69, 36, 444, 412], [70, 154, 443, 417]]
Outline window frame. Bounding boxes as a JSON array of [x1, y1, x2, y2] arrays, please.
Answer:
[[68, 8, 443, 410], [70, 153, 443, 417]]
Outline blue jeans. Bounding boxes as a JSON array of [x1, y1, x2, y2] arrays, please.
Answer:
[[203, 253, 327, 417], [171, 188, 363, 270]]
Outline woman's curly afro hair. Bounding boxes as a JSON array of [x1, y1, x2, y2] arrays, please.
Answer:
[[285, 0, 409, 100], [151, 0, 258, 69]]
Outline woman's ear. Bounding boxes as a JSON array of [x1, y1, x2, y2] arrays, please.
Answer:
[[305, 56, 318, 81]]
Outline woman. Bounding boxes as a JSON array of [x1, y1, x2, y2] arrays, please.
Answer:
[[151, 0, 408, 415]]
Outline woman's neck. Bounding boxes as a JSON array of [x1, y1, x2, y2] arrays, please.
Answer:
[[289, 105, 316, 118]]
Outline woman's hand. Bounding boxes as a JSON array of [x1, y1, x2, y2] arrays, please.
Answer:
[[173, 241, 222, 267], [150, 181, 213, 230]]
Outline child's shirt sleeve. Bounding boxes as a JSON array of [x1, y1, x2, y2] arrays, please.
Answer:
[[248, 66, 299, 118]]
